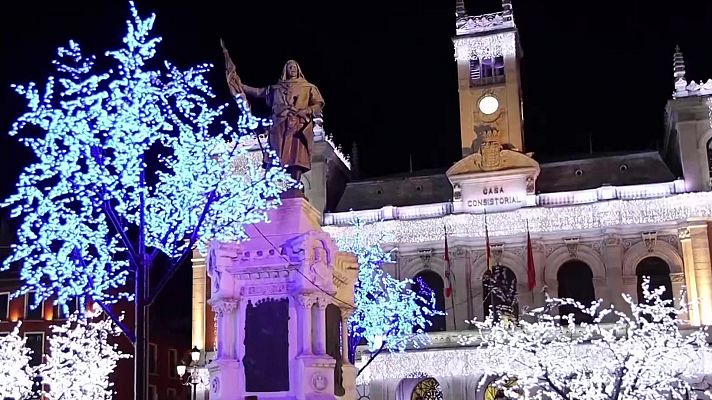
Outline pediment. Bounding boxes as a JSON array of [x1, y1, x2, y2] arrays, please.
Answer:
[[446, 149, 540, 178]]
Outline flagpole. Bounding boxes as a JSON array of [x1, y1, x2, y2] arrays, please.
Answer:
[[444, 225, 457, 330], [526, 219, 536, 305]]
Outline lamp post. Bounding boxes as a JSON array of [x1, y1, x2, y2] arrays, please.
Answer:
[[177, 346, 207, 400]]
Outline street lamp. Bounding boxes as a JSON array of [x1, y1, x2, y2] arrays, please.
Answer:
[[177, 348, 206, 400]]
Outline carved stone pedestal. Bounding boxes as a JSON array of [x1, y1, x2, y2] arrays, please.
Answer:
[[208, 359, 243, 399], [340, 364, 358, 400], [206, 198, 358, 400], [297, 355, 338, 400]]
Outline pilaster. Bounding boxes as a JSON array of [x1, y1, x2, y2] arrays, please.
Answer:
[[680, 223, 712, 325]]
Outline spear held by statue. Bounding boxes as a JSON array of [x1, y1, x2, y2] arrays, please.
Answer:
[[220, 39, 268, 159]]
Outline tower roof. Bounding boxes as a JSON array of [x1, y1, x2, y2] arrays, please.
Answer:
[[454, 0, 516, 36]]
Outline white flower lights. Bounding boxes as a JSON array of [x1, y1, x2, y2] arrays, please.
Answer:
[[42, 313, 129, 400], [0, 323, 34, 399], [359, 280, 712, 399]]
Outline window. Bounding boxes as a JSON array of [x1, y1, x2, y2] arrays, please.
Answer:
[[25, 292, 43, 320], [148, 385, 157, 400], [148, 343, 158, 375], [25, 332, 44, 367], [483, 265, 519, 322], [0, 292, 9, 321], [54, 297, 79, 320], [470, 56, 506, 87], [167, 388, 177, 400], [168, 349, 178, 378], [557, 261, 596, 324], [412, 271, 446, 332]]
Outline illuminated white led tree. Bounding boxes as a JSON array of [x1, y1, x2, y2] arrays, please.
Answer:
[[42, 311, 130, 400], [464, 277, 711, 399], [2, 2, 289, 399], [335, 220, 443, 359], [0, 323, 34, 400]]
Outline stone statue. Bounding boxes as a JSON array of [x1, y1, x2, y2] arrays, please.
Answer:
[[221, 41, 325, 188]]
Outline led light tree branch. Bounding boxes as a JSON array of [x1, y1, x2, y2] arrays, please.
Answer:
[[334, 220, 444, 357], [3, 0, 288, 331], [3, 3, 290, 399]]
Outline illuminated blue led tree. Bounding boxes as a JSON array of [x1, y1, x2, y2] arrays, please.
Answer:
[[3, 2, 289, 398], [335, 220, 443, 359]]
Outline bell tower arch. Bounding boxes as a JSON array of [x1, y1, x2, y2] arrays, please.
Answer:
[[453, 0, 524, 157]]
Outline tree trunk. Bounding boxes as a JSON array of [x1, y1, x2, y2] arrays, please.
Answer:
[[134, 263, 149, 400]]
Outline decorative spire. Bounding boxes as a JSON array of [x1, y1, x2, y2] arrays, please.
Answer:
[[502, 0, 513, 21], [350, 141, 360, 179], [673, 45, 686, 80], [456, 0, 467, 18], [673, 45, 687, 94]]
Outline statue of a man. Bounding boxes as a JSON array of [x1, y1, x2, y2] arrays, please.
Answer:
[[222, 43, 324, 186]]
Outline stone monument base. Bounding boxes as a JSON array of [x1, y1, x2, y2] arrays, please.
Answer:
[[206, 197, 358, 400]]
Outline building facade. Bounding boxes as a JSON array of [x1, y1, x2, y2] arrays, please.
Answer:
[[319, 1, 712, 399], [191, 1, 712, 399]]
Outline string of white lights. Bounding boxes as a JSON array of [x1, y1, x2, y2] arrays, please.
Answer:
[[323, 192, 712, 247], [453, 32, 516, 61]]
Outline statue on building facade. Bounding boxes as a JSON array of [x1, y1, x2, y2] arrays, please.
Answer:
[[221, 41, 325, 190]]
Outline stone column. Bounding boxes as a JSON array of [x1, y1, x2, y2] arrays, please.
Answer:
[[601, 234, 626, 311], [191, 248, 207, 350], [670, 272, 687, 319], [340, 308, 357, 400], [531, 242, 547, 309], [593, 277, 610, 309], [621, 275, 637, 311], [297, 294, 315, 356], [314, 297, 328, 355], [208, 298, 242, 400], [212, 299, 239, 360], [472, 278, 485, 321]]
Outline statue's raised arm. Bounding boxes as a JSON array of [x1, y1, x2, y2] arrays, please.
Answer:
[[221, 39, 267, 100]]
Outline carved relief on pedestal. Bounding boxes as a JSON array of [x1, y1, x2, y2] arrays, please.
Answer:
[[283, 231, 339, 295], [311, 372, 329, 392]]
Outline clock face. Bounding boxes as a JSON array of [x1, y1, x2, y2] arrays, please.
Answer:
[[478, 95, 499, 115]]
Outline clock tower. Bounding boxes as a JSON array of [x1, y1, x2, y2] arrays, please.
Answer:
[[453, 0, 524, 157]]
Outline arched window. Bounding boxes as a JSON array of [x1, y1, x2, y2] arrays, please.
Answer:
[[411, 377, 443, 400], [413, 271, 446, 332], [636, 256, 673, 305], [483, 265, 518, 321], [484, 376, 519, 400], [557, 261, 595, 324]]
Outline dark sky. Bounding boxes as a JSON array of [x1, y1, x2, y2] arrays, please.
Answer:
[[1, 0, 711, 199]]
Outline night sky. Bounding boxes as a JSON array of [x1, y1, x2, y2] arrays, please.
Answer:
[[1, 0, 711, 200]]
